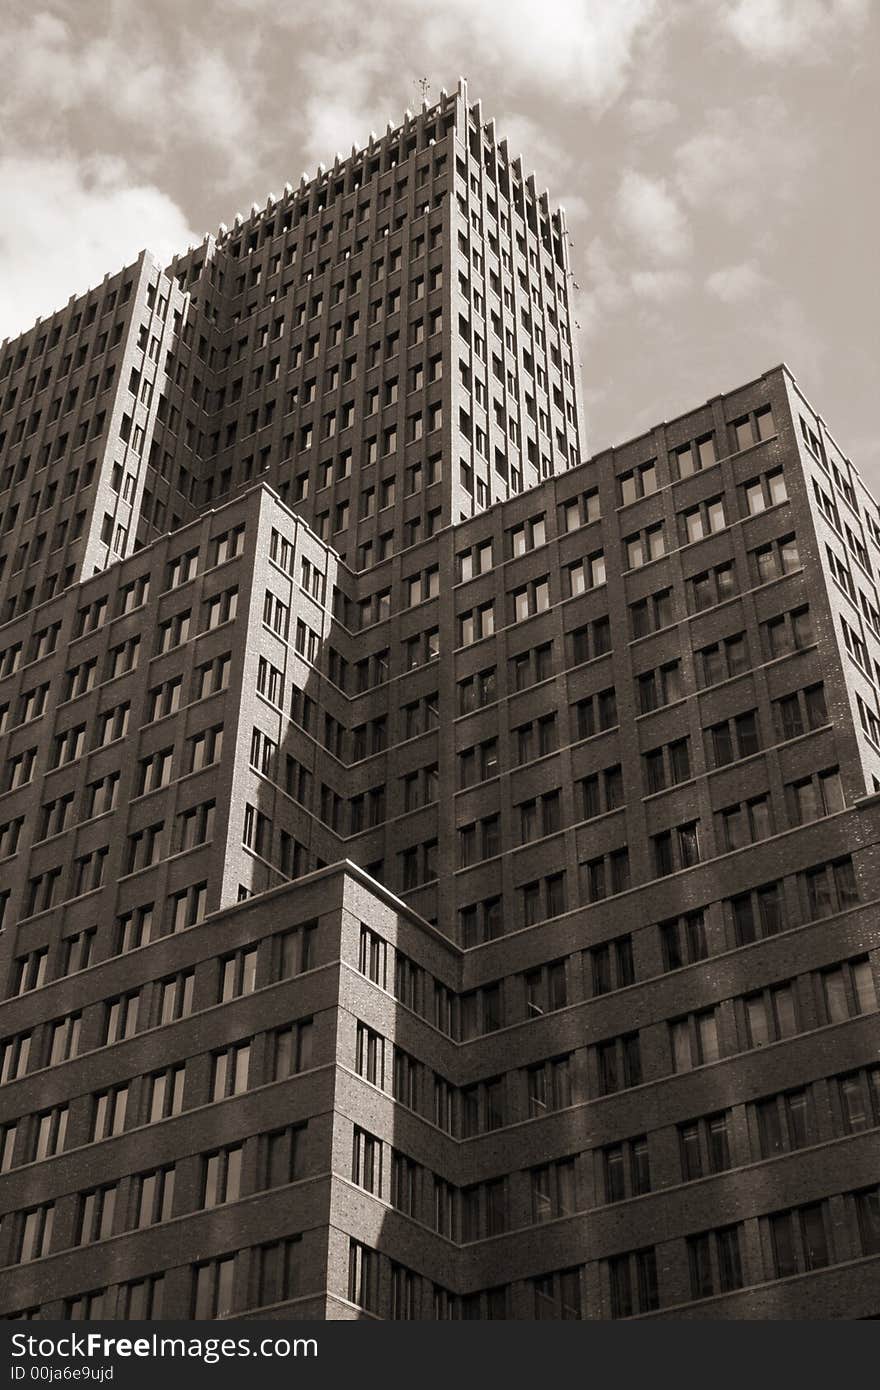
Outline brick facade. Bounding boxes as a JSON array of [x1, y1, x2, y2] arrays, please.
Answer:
[[0, 82, 878, 1320]]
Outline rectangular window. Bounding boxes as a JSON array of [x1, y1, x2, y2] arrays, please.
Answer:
[[201, 1145, 243, 1208], [687, 1226, 744, 1299], [18, 1204, 55, 1262], [272, 1019, 314, 1078], [192, 1256, 236, 1319], [352, 1126, 383, 1195], [135, 1166, 176, 1227], [256, 1236, 301, 1308], [348, 1240, 379, 1312], [212, 1042, 251, 1099], [609, 1248, 659, 1318], [660, 911, 708, 970], [76, 1185, 118, 1244], [670, 1009, 719, 1071]]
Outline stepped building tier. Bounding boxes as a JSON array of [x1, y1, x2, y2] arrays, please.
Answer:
[[0, 82, 878, 1320]]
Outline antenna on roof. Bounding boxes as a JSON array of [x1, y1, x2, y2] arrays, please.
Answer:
[[417, 76, 430, 106]]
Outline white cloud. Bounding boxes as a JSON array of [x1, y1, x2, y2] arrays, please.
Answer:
[[615, 168, 692, 260], [287, 33, 392, 170], [0, 10, 260, 178], [706, 260, 768, 302], [281, 0, 663, 179], [0, 11, 80, 126], [585, 238, 629, 309], [555, 192, 591, 227], [753, 295, 825, 383], [496, 113, 563, 188], [574, 237, 628, 340], [0, 154, 197, 342], [579, 235, 691, 340], [631, 268, 691, 300], [299, 96, 381, 170], [229, 0, 663, 135], [720, 0, 869, 61], [413, 0, 662, 109], [674, 97, 810, 222], [626, 96, 678, 135], [494, 112, 590, 225], [172, 51, 255, 152]]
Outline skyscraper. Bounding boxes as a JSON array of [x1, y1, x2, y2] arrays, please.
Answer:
[[0, 81, 878, 1321]]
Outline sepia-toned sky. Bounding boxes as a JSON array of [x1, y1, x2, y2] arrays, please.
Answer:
[[1, 0, 877, 488]]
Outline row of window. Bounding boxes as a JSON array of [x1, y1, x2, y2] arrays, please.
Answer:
[[351, 947, 875, 1084], [1, 997, 314, 1104], [8, 1170, 878, 1324], [450, 766, 845, 882], [450, 463, 787, 589], [0, 555, 820, 772], [5, 1031, 876, 1231], [0, 512, 803, 750], [7, 1122, 307, 1263], [1, 276, 133, 387], [3, 644, 235, 795], [0, 722, 856, 946], [6, 1231, 303, 1319], [448, 537, 798, 652], [444, 682, 827, 808], [347, 1189, 879, 1320], [349, 1092, 880, 1243]]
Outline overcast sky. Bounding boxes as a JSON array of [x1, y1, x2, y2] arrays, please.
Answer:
[[1, 0, 877, 489]]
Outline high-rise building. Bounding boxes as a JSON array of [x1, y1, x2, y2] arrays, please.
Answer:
[[0, 82, 878, 1322]]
